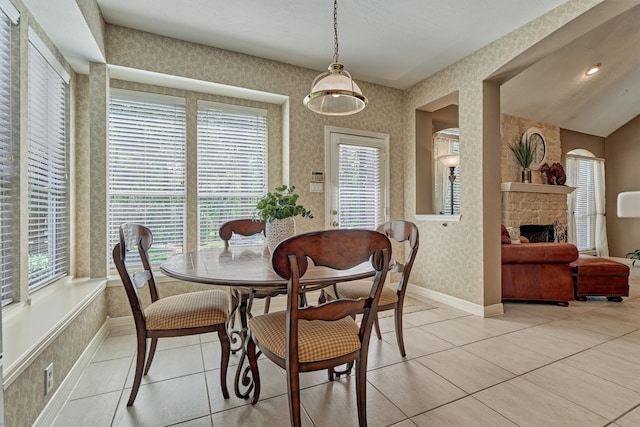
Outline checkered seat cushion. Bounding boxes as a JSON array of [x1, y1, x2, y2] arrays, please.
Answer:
[[248, 311, 361, 363], [325, 280, 398, 306], [145, 290, 229, 330]]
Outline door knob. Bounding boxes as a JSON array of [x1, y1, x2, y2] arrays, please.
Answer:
[[332, 221, 339, 227]]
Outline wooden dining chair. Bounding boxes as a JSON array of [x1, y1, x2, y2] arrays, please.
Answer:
[[320, 220, 419, 358], [113, 223, 230, 406], [219, 219, 285, 324], [245, 229, 392, 427]]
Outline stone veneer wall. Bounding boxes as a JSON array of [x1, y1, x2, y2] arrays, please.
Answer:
[[501, 114, 568, 229], [502, 191, 569, 229], [501, 114, 562, 185]]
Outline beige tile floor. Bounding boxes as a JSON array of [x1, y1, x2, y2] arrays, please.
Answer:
[[52, 268, 640, 426]]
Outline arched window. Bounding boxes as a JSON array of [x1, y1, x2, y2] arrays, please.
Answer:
[[566, 149, 608, 255]]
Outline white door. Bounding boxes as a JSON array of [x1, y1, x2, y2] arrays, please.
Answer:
[[325, 128, 389, 229]]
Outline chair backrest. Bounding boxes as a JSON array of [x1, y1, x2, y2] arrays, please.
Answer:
[[377, 220, 419, 297], [112, 223, 158, 333], [219, 219, 266, 247], [271, 229, 392, 357]]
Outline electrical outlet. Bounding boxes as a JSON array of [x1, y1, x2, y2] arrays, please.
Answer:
[[45, 363, 54, 395]]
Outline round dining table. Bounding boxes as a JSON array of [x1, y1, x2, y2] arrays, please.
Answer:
[[159, 243, 376, 399], [159, 243, 376, 288]]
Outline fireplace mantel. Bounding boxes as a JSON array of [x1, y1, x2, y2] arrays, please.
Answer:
[[501, 182, 575, 195]]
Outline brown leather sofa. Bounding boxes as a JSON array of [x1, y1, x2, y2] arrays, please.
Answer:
[[502, 242, 579, 306]]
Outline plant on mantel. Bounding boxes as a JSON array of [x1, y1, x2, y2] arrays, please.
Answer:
[[508, 136, 535, 183], [508, 137, 534, 170]]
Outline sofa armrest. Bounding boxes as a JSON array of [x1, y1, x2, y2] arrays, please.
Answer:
[[502, 243, 578, 264]]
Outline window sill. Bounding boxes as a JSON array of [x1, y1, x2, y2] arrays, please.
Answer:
[[415, 214, 461, 222], [2, 277, 106, 388]]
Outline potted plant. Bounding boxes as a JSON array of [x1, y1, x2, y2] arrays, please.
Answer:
[[508, 137, 534, 183], [626, 249, 640, 266], [256, 185, 313, 252]]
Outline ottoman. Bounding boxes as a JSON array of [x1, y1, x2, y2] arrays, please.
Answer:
[[569, 255, 630, 302]]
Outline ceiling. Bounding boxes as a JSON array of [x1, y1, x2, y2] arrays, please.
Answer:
[[23, 0, 640, 137]]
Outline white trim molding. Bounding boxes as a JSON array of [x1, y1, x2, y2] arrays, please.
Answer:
[[407, 283, 504, 317]]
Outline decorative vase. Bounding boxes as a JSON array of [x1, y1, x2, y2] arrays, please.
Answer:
[[265, 217, 296, 254], [521, 167, 532, 184]]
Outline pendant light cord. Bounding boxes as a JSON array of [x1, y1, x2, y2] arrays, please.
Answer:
[[333, 0, 339, 63]]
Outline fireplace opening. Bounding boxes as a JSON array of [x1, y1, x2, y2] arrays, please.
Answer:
[[519, 224, 555, 243]]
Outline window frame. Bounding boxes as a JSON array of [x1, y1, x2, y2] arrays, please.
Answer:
[[26, 27, 70, 292], [0, 3, 18, 306]]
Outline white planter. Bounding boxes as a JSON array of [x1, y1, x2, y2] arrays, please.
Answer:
[[265, 217, 296, 254]]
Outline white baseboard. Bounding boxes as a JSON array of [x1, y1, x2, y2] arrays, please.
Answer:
[[33, 321, 110, 427], [108, 315, 136, 336], [407, 284, 504, 317]]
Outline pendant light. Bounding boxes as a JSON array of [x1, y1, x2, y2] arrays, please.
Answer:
[[303, 0, 367, 116]]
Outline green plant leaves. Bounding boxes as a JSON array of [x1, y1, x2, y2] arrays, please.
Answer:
[[256, 185, 314, 222], [509, 137, 534, 168]]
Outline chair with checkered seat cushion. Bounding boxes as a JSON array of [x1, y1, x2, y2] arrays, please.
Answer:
[[321, 220, 419, 358], [219, 219, 284, 329], [113, 223, 231, 406], [245, 229, 392, 427]]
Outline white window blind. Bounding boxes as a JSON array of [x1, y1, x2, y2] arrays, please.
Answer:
[[567, 156, 596, 251], [1, 9, 14, 305], [197, 102, 267, 247], [27, 37, 69, 290], [109, 91, 186, 264], [337, 143, 383, 229]]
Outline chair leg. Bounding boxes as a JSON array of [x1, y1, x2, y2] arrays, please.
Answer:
[[355, 357, 368, 427], [356, 353, 367, 427], [286, 360, 302, 427], [373, 313, 382, 340], [263, 295, 271, 314], [217, 328, 230, 399], [128, 334, 147, 406], [394, 304, 406, 357], [143, 337, 158, 375]]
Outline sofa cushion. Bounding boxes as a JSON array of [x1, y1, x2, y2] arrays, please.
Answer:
[[569, 255, 630, 277], [501, 225, 511, 244], [502, 243, 578, 264]]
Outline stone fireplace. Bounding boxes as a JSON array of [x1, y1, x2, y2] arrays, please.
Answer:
[[501, 182, 575, 237]]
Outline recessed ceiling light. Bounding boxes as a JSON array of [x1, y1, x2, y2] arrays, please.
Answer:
[[585, 63, 601, 76]]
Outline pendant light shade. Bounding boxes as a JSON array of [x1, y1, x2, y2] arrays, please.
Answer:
[[303, 0, 367, 116]]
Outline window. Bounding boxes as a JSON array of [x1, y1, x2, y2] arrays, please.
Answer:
[[197, 101, 267, 247], [108, 91, 269, 261], [108, 90, 186, 263], [27, 29, 70, 290], [0, 2, 18, 305], [567, 152, 599, 251]]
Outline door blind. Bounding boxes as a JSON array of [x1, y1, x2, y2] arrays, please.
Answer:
[[197, 102, 267, 247], [109, 91, 186, 264], [337, 143, 383, 230], [27, 38, 69, 290]]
